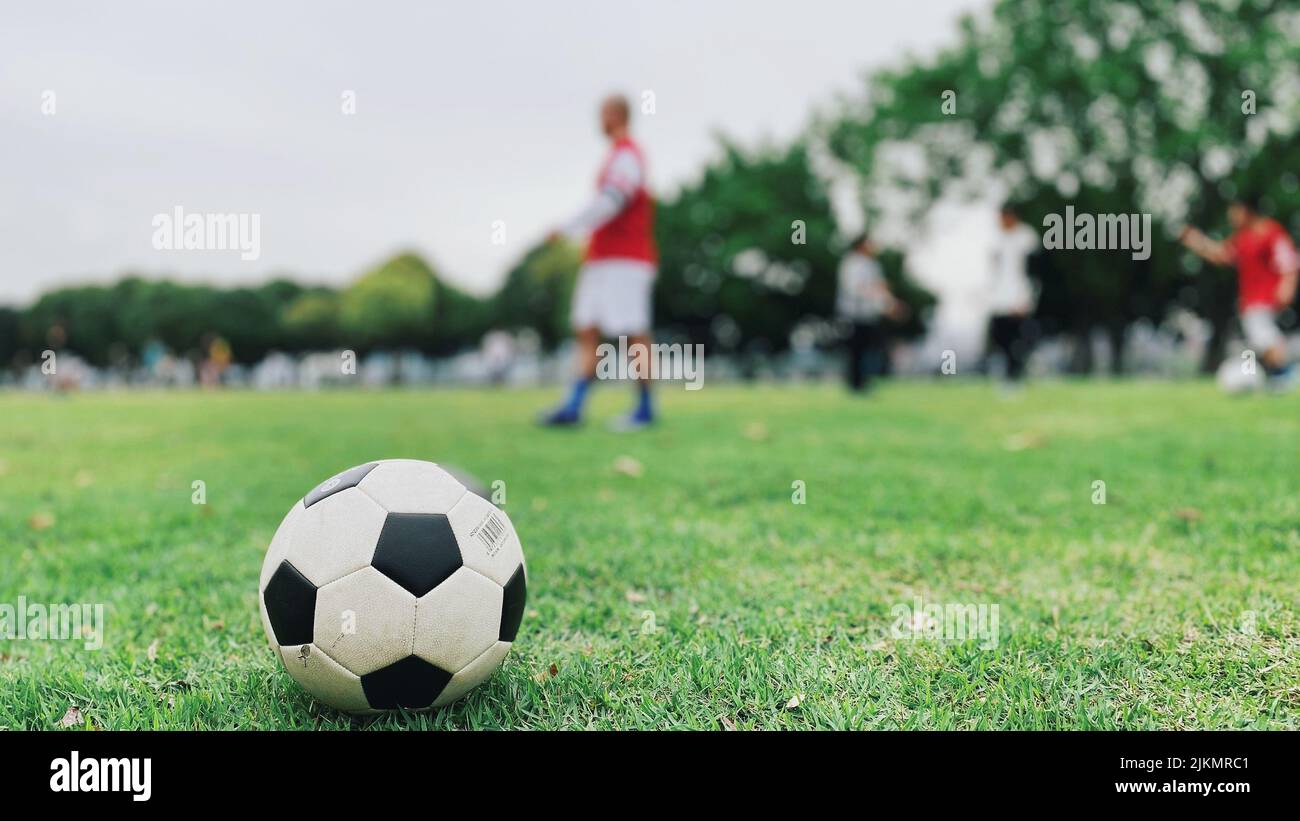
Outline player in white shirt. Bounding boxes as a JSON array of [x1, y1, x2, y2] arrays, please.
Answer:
[[541, 94, 658, 428], [836, 233, 903, 391], [986, 203, 1040, 382]]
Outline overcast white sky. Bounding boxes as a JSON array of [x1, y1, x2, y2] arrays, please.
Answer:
[[1, 0, 985, 305]]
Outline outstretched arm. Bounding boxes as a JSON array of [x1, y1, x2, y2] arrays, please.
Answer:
[[1179, 226, 1234, 266], [558, 187, 628, 240], [552, 148, 643, 241]]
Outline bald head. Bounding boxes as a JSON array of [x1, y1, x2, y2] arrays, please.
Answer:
[[599, 94, 631, 139]]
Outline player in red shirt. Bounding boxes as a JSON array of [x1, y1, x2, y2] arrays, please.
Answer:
[[541, 94, 658, 428], [1181, 194, 1298, 385]]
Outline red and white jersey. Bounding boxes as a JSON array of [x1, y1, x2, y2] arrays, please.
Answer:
[[564, 137, 657, 265], [1228, 219, 1298, 310]]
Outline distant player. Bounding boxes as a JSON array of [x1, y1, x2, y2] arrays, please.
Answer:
[[199, 332, 232, 389], [836, 232, 902, 392], [1181, 193, 1298, 388], [541, 94, 657, 429], [986, 203, 1040, 383]]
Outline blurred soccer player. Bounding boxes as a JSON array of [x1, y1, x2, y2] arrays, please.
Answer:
[[836, 233, 901, 392], [986, 203, 1040, 383], [541, 94, 658, 429], [1181, 194, 1298, 388]]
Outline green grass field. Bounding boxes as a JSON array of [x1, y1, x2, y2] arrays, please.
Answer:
[[1, 381, 1297, 729]]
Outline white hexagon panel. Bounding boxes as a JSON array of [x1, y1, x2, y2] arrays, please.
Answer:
[[446, 490, 526, 588], [277, 642, 374, 714], [260, 500, 304, 593], [433, 641, 513, 708], [280, 487, 388, 587], [358, 459, 467, 514], [313, 567, 416, 677], [413, 567, 503, 673]]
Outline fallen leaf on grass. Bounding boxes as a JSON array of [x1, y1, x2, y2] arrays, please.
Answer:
[[718, 714, 737, 731], [624, 589, 647, 604], [1003, 432, 1047, 451], [57, 706, 84, 728], [785, 695, 803, 710], [1174, 507, 1202, 522], [533, 663, 560, 684], [1136, 522, 1158, 548], [146, 640, 159, 662], [613, 456, 644, 478], [27, 512, 55, 531], [908, 611, 938, 632]]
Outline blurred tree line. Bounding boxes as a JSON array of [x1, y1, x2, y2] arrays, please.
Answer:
[[2, 140, 929, 370], [4, 254, 495, 368]]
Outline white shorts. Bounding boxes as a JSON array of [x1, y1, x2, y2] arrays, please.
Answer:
[[571, 259, 655, 336], [1241, 306, 1283, 352]]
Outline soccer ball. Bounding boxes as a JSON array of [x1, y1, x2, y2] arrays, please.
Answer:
[[1216, 357, 1262, 395], [259, 459, 526, 713]]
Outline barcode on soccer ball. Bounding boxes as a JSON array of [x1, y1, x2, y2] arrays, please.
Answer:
[[470, 511, 506, 557]]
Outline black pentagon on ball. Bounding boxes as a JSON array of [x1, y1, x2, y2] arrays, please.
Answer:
[[361, 655, 454, 710], [371, 512, 462, 596], [499, 564, 527, 642], [263, 561, 317, 646]]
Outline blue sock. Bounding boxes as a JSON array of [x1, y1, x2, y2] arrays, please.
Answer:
[[561, 377, 592, 415], [633, 382, 653, 421]]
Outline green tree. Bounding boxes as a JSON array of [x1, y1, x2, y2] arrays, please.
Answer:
[[491, 240, 581, 350], [109, 278, 211, 356], [338, 253, 439, 352], [428, 279, 495, 356], [281, 289, 342, 351], [656, 138, 932, 366], [655, 140, 841, 358], [0, 306, 20, 369], [210, 284, 297, 362], [21, 285, 122, 366]]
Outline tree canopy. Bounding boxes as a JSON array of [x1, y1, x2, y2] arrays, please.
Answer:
[[826, 0, 1300, 370]]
